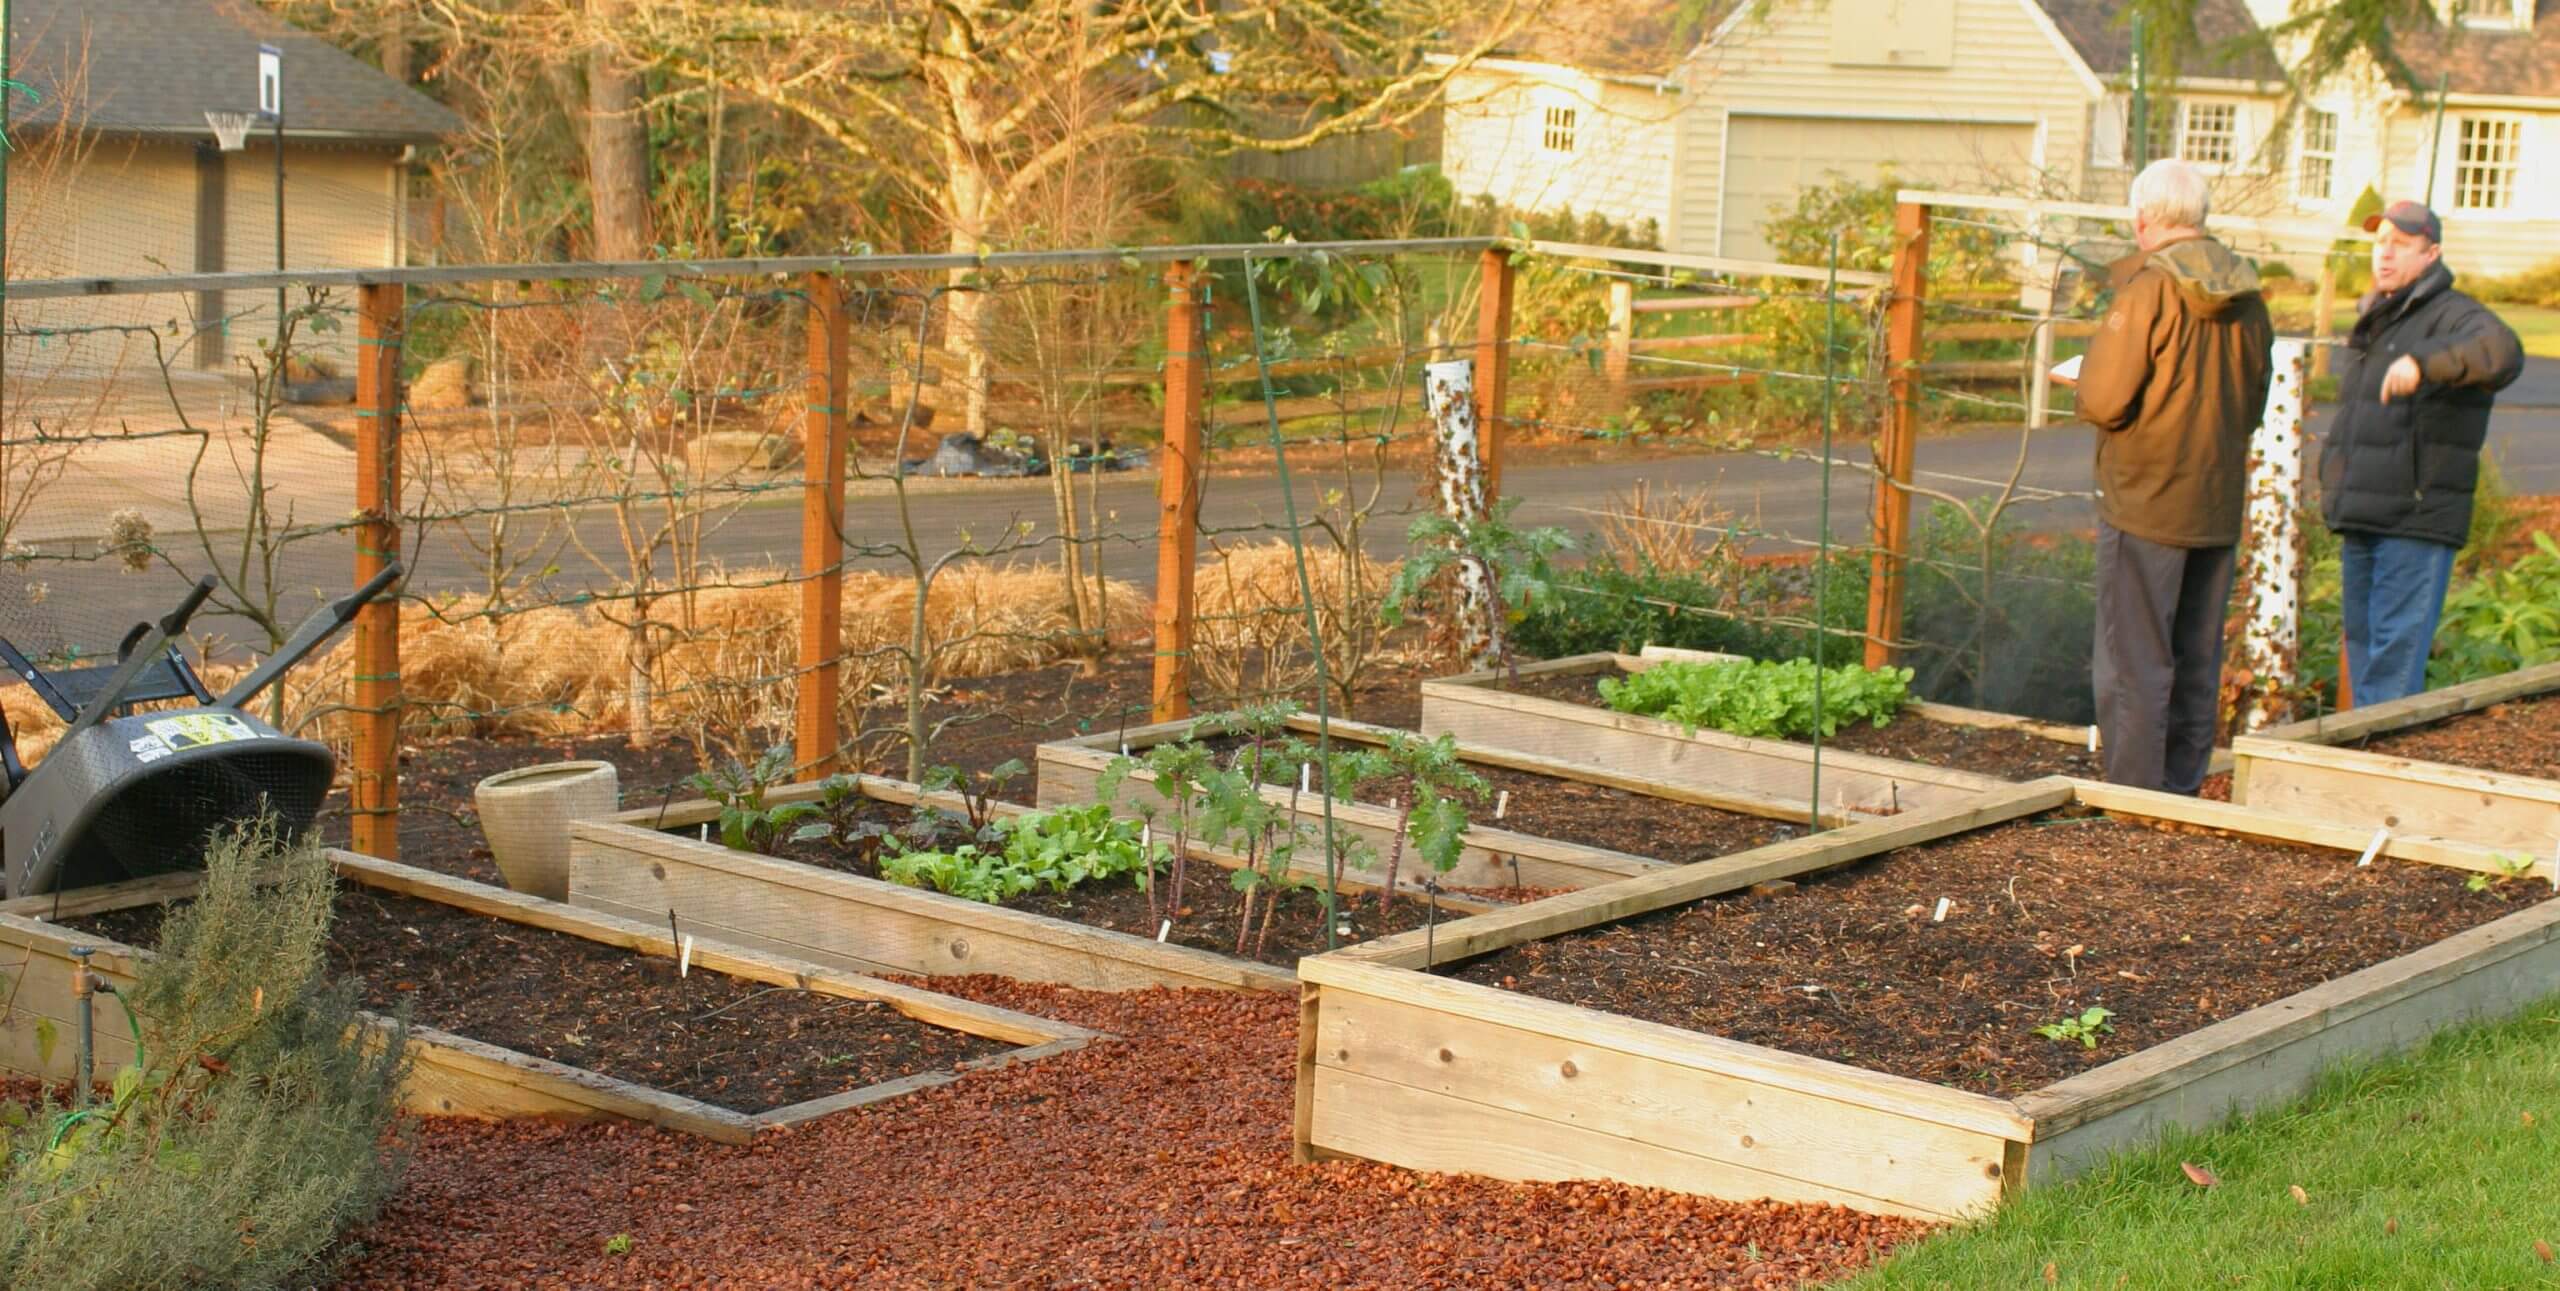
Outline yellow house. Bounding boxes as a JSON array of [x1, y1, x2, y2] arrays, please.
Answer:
[[1441, 0, 2560, 275], [6, 0, 459, 371]]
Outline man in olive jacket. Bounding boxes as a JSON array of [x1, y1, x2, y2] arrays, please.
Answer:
[[2074, 160, 2273, 794], [2319, 200, 2524, 706]]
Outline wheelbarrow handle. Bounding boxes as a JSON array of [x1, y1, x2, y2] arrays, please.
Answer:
[[214, 562, 404, 711], [62, 576, 219, 745]]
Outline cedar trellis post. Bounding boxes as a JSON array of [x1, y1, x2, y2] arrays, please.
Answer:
[[1152, 260, 1207, 723], [1865, 202, 1929, 669], [1474, 247, 1516, 501], [797, 272, 849, 779], [352, 283, 405, 858]]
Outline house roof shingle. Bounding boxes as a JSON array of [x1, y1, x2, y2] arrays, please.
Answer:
[[1464, 0, 1732, 80], [2394, 2, 2560, 100], [9, 0, 461, 143], [2037, 0, 2287, 84]]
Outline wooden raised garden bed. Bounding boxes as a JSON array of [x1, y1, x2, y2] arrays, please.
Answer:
[[570, 772, 1463, 994], [1418, 651, 2116, 817], [1294, 778, 2558, 1220], [2232, 660, 2560, 860], [0, 851, 1093, 1143], [1036, 710, 1853, 894]]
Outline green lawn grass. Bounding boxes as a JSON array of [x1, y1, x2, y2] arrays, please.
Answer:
[[1844, 994, 2560, 1290], [2494, 304, 2560, 360]]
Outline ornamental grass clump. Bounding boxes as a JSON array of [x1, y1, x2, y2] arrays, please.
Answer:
[[1598, 657, 1914, 741], [0, 822, 411, 1291]]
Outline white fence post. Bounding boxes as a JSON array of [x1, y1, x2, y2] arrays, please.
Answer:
[[2239, 338, 2309, 731], [1422, 357, 1502, 670]]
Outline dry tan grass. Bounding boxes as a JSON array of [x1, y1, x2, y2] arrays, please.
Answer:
[[1594, 481, 1741, 578], [3, 563, 1143, 768], [1191, 541, 1401, 708]]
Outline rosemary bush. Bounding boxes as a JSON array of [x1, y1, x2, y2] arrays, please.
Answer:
[[0, 823, 411, 1290]]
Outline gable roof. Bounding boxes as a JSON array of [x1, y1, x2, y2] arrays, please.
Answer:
[[1462, 0, 1730, 80], [2394, 2, 2560, 100], [9, 0, 461, 143], [2037, 0, 2286, 84]]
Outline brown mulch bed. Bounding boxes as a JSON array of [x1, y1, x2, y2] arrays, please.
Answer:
[[1497, 665, 2100, 781], [330, 978, 1927, 1290], [67, 886, 1009, 1115], [1194, 732, 1811, 863], [2359, 694, 2560, 781], [1452, 809, 2524, 1097]]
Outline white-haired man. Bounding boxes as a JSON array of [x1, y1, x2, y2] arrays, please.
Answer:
[[2073, 159, 2273, 794]]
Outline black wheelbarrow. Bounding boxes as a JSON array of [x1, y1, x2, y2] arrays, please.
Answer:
[[0, 563, 402, 898]]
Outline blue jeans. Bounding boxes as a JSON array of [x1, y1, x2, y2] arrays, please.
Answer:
[[2340, 533, 2458, 707]]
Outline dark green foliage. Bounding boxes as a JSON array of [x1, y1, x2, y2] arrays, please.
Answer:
[[1900, 501, 2098, 725], [0, 825, 410, 1291]]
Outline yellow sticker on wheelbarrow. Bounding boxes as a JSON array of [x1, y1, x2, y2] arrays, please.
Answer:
[[145, 713, 260, 751]]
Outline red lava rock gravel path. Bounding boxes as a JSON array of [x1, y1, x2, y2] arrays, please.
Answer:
[[333, 979, 1926, 1289]]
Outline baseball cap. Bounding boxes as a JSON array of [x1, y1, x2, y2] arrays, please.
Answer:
[[2362, 200, 2442, 243]]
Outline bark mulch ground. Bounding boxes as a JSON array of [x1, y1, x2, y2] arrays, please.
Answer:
[[330, 978, 1928, 1291], [1497, 666, 2101, 782], [1453, 809, 2524, 1097], [1194, 732, 1811, 864], [67, 886, 1009, 1114], [2360, 694, 2560, 781]]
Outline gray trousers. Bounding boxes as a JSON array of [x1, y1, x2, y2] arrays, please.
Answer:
[[2093, 522, 2234, 795]]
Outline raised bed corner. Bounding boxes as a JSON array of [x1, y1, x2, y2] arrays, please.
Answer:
[[1417, 652, 2086, 817], [2233, 660, 2560, 859], [572, 774, 1305, 993], [0, 854, 1096, 1143], [1294, 778, 2560, 1219]]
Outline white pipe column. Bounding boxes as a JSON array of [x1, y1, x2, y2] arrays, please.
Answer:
[[2239, 338, 2309, 731], [1421, 358, 1502, 670]]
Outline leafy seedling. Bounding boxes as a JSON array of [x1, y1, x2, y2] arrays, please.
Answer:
[[2466, 853, 2536, 894], [2035, 1006, 2115, 1050]]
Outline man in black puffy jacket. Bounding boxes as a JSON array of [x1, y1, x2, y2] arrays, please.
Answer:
[[2317, 201, 2524, 706]]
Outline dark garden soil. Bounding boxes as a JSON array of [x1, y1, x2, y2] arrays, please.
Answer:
[[1193, 732, 1811, 863], [2360, 694, 2560, 781], [1452, 809, 2525, 1097], [67, 886, 1009, 1114], [1498, 665, 2102, 781], [330, 977, 1928, 1291]]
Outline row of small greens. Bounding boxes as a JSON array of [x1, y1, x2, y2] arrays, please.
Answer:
[[685, 705, 1491, 957], [1098, 702, 1488, 956], [1597, 657, 1915, 740], [879, 804, 1158, 904]]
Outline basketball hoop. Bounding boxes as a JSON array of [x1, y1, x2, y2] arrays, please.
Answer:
[[205, 110, 258, 153]]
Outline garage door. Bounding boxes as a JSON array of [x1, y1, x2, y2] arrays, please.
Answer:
[[1719, 116, 2037, 260]]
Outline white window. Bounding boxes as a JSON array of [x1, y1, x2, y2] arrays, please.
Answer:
[[2296, 109, 2338, 202], [1541, 106, 1577, 154], [2455, 0, 2522, 29], [2180, 102, 2238, 165], [2452, 117, 2521, 211], [2125, 100, 2248, 170]]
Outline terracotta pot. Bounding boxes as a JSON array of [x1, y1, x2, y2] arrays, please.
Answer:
[[473, 761, 619, 900]]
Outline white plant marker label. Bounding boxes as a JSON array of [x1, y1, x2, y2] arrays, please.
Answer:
[[1156, 920, 1172, 943], [1932, 897, 1952, 923], [1495, 790, 1511, 820], [1301, 764, 1311, 795], [2356, 826, 2389, 867], [699, 823, 709, 843], [678, 934, 695, 977], [2086, 725, 2099, 753]]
